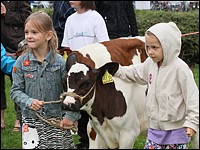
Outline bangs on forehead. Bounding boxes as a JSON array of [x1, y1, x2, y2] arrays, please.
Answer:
[[27, 19, 46, 33], [25, 11, 51, 32]]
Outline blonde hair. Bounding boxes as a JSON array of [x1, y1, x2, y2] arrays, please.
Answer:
[[24, 11, 58, 52]]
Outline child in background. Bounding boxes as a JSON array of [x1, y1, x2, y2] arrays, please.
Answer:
[[1, 43, 16, 75], [10, 11, 80, 149], [114, 22, 199, 149], [1, 43, 16, 130], [61, 1, 109, 51], [61, 1, 110, 149]]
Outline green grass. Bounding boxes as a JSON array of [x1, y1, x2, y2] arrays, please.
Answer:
[[1, 64, 199, 149]]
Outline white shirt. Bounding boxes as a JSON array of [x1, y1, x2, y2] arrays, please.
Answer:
[[61, 9, 109, 50]]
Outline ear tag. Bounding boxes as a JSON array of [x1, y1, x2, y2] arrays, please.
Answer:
[[102, 70, 113, 84], [63, 51, 68, 60]]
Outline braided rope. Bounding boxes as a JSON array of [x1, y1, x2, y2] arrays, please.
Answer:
[[35, 111, 78, 133], [35, 85, 95, 133], [34, 92, 78, 132]]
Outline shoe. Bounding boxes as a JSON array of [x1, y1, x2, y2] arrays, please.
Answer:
[[12, 126, 20, 132]]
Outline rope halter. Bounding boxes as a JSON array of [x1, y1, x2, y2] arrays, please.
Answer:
[[61, 84, 95, 105], [35, 84, 95, 132]]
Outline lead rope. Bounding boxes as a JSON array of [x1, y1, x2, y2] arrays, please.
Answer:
[[35, 84, 95, 133], [34, 111, 78, 133]]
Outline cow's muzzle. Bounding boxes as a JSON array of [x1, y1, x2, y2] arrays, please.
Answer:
[[61, 84, 95, 111], [61, 100, 81, 111]]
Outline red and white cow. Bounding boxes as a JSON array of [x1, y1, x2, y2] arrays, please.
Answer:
[[61, 37, 148, 149], [61, 37, 199, 149]]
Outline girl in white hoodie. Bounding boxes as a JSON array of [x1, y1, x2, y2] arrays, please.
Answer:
[[114, 22, 199, 149]]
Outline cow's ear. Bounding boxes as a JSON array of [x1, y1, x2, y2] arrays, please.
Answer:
[[66, 53, 77, 72], [97, 62, 119, 79]]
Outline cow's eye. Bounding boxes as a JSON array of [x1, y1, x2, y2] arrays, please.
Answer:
[[80, 81, 90, 89]]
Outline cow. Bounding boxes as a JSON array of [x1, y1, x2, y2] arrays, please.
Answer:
[[61, 37, 199, 149], [60, 37, 148, 149]]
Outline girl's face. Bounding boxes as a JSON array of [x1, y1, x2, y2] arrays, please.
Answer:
[[69, 1, 81, 9], [24, 21, 52, 51], [145, 34, 164, 67]]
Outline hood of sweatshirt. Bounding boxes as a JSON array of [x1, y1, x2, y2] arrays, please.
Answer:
[[145, 22, 182, 66]]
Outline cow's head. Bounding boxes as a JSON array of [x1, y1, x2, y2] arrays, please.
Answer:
[[61, 53, 119, 111]]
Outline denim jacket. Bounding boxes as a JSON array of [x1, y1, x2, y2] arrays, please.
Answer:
[[10, 50, 80, 122]]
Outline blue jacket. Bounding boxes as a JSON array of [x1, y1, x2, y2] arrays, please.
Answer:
[[10, 50, 80, 122], [1, 43, 16, 74]]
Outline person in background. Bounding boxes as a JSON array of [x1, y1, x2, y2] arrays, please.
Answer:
[[10, 11, 80, 149], [95, 1, 138, 39], [52, 1, 75, 51], [114, 22, 199, 149], [61, 1, 109, 149], [1, 43, 16, 75], [1, 1, 32, 132], [1, 43, 16, 130]]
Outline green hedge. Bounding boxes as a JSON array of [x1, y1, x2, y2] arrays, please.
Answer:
[[136, 10, 199, 65], [33, 8, 199, 65]]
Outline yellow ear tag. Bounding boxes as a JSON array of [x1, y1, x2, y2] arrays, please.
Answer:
[[63, 51, 68, 60], [102, 70, 113, 84]]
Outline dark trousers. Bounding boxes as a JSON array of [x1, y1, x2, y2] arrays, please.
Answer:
[[78, 110, 89, 147], [1, 71, 22, 120], [1, 71, 7, 110]]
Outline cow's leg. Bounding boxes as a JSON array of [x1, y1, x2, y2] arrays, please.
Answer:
[[87, 119, 108, 149], [87, 125, 109, 148], [191, 128, 199, 149], [118, 129, 140, 149], [118, 113, 141, 149], [94, 134, 108, 149]]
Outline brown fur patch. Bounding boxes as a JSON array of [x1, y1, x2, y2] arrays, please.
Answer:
[[101, 38, 147, 66]]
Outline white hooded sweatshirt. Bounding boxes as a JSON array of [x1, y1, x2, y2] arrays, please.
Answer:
[[115, 22, 199, 132]]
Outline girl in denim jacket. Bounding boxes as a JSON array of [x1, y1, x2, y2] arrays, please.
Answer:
[[10, 11, 80, 149]]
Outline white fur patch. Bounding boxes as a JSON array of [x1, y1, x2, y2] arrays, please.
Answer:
[[132, 49, 141, 64], [68, 63, 89, 76], [120, 36, 145, 42], [63, 96, 76, 105], [78, 43, 111, 68]]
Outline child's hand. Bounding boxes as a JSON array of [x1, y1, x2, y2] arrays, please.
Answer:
[[60, 118, 77, 129], [30, 99, 44, 111], [184, 127, 196, 137]]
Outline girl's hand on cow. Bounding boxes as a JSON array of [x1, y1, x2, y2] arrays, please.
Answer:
[[60, 118, 77, 129], [184, 127, 196, 137], [30, 99, 44, 111]]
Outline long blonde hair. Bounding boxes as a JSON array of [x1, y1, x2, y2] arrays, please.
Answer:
[[24, 11, 58, 53]]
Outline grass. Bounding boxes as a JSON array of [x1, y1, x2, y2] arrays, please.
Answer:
[[1, 64, 199, 149]]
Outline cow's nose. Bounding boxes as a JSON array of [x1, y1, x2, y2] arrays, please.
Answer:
[[61, 100, 81, 111]]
